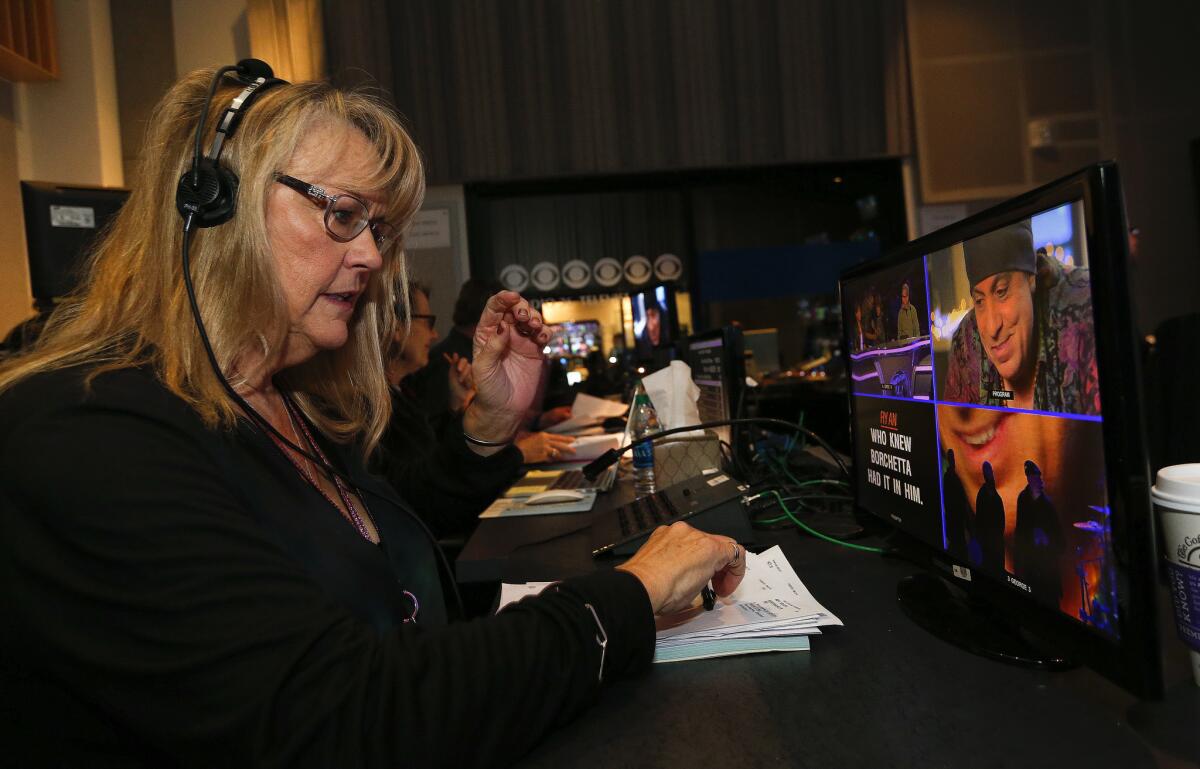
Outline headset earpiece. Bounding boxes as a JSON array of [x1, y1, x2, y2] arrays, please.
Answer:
[[176, 62, 286, 230], [176, 159, 239, 227]]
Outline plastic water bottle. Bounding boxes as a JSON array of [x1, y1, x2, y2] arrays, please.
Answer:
[[631, 389, 660, 496]]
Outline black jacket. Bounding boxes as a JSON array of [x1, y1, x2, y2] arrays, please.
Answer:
[[372, 386, 522, 540], [0, 365, 653, 768], [410, 328, 474, 423]]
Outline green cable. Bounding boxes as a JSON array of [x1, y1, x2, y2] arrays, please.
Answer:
[[762, 490, 885, 554]]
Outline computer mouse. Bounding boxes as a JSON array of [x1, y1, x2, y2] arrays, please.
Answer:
[[525, 489, 587, 505]]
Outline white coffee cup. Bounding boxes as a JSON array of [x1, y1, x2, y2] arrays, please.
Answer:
[[1151, 463, 1200, 687]]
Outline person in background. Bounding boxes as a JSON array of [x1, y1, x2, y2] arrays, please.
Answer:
[[863, 293, 885, 346], [0, 68, 747, 766], [1012, 460, 1065, 606], [941, 448, 970, 562], [373, 280, 523, 539], [415, 277, 572, 441], [896, 282, 921, 340], [974, 460, 1006, 572], [851, 301, 867, 352], [645, 304, 663, 347], [410, 277, 498, 421]]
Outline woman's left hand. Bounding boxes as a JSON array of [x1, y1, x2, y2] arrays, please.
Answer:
[[465, 291, 549, 444]]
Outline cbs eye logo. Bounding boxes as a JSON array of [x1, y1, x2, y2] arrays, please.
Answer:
[[624, 255, 652, 285], [561, 259, 591, 289], [654, 253, 682, 282], [499, 264, 529, 292], [530, 261, 561, 292], [593, 257, 622, 288]]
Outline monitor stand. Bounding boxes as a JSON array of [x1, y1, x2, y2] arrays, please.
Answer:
[[896, 573, 1076, 670]]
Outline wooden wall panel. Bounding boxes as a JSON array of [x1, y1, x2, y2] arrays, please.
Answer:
[[0, 0, 57, 81], [909, 0, 1109, 201], [919, 59, 1026, 194]]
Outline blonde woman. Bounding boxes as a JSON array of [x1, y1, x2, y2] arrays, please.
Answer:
[[0, 68, 746, 766]]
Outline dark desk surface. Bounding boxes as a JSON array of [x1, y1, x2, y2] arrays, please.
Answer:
[[459, 478, 1199, 769]]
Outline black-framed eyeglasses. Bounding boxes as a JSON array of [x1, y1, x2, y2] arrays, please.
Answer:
[[275, 174, 398, 251], [393, 301, 437, 328]]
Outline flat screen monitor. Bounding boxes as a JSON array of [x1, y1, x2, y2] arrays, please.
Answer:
[[743, 328, 781, 378], [839, 162, 1161, 697], [543, 320, 602, 358], [681, 326, 745, 448], [21, 181, 130, 302], [630, 284, 679, 360]]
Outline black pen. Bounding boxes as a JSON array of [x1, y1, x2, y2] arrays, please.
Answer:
[[701, 584, 716, 611]]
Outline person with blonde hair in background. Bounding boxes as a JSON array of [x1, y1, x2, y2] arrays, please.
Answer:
[[0, 65, 747, 767]]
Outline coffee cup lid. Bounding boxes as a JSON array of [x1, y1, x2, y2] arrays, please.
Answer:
[[1153, 464, 1200, 507]]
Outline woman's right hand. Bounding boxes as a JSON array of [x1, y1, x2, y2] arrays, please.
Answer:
[[616, 522, 747, 615], [515, 432, 577, 464]]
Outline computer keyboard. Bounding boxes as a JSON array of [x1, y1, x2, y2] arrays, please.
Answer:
[[590, 472, 751, 557], [547, 470, 587, 490], [616, 493, 679, 538]]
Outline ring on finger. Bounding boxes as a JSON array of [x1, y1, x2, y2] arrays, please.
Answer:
[[730, 542, 741, 564]]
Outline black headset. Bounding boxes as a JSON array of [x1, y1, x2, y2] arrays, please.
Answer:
[[175, 61, 464, 620], [175, 59, 286, 229]]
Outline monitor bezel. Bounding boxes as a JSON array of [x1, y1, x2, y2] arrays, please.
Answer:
[[840, 162, 1162, 698]]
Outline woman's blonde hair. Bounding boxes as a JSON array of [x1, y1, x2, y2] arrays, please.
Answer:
[[0, 68, 425, 455]]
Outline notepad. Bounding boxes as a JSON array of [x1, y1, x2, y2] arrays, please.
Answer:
[[496, 546, 841, 662]]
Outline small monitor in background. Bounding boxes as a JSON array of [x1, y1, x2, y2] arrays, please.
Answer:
[[743, 328, 781, 378], [21, 181, 130, 302], [630, 284, 678, 360], [542, 320, 602, 358], [681, 326, 745, 447]]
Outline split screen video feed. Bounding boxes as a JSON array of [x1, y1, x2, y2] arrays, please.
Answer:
[[845, 200, 1120, 639], [844, 260, 932, 399]]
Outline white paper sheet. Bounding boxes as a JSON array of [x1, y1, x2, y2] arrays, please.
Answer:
[[545, 393, 628, 435]]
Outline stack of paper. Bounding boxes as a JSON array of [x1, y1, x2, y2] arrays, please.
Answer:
[[545, 393, 628, 435], [496, 545, 841, 663], [652, 545, 841, 663]]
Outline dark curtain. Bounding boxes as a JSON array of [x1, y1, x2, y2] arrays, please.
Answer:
[[325, 0, 912, 184]]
